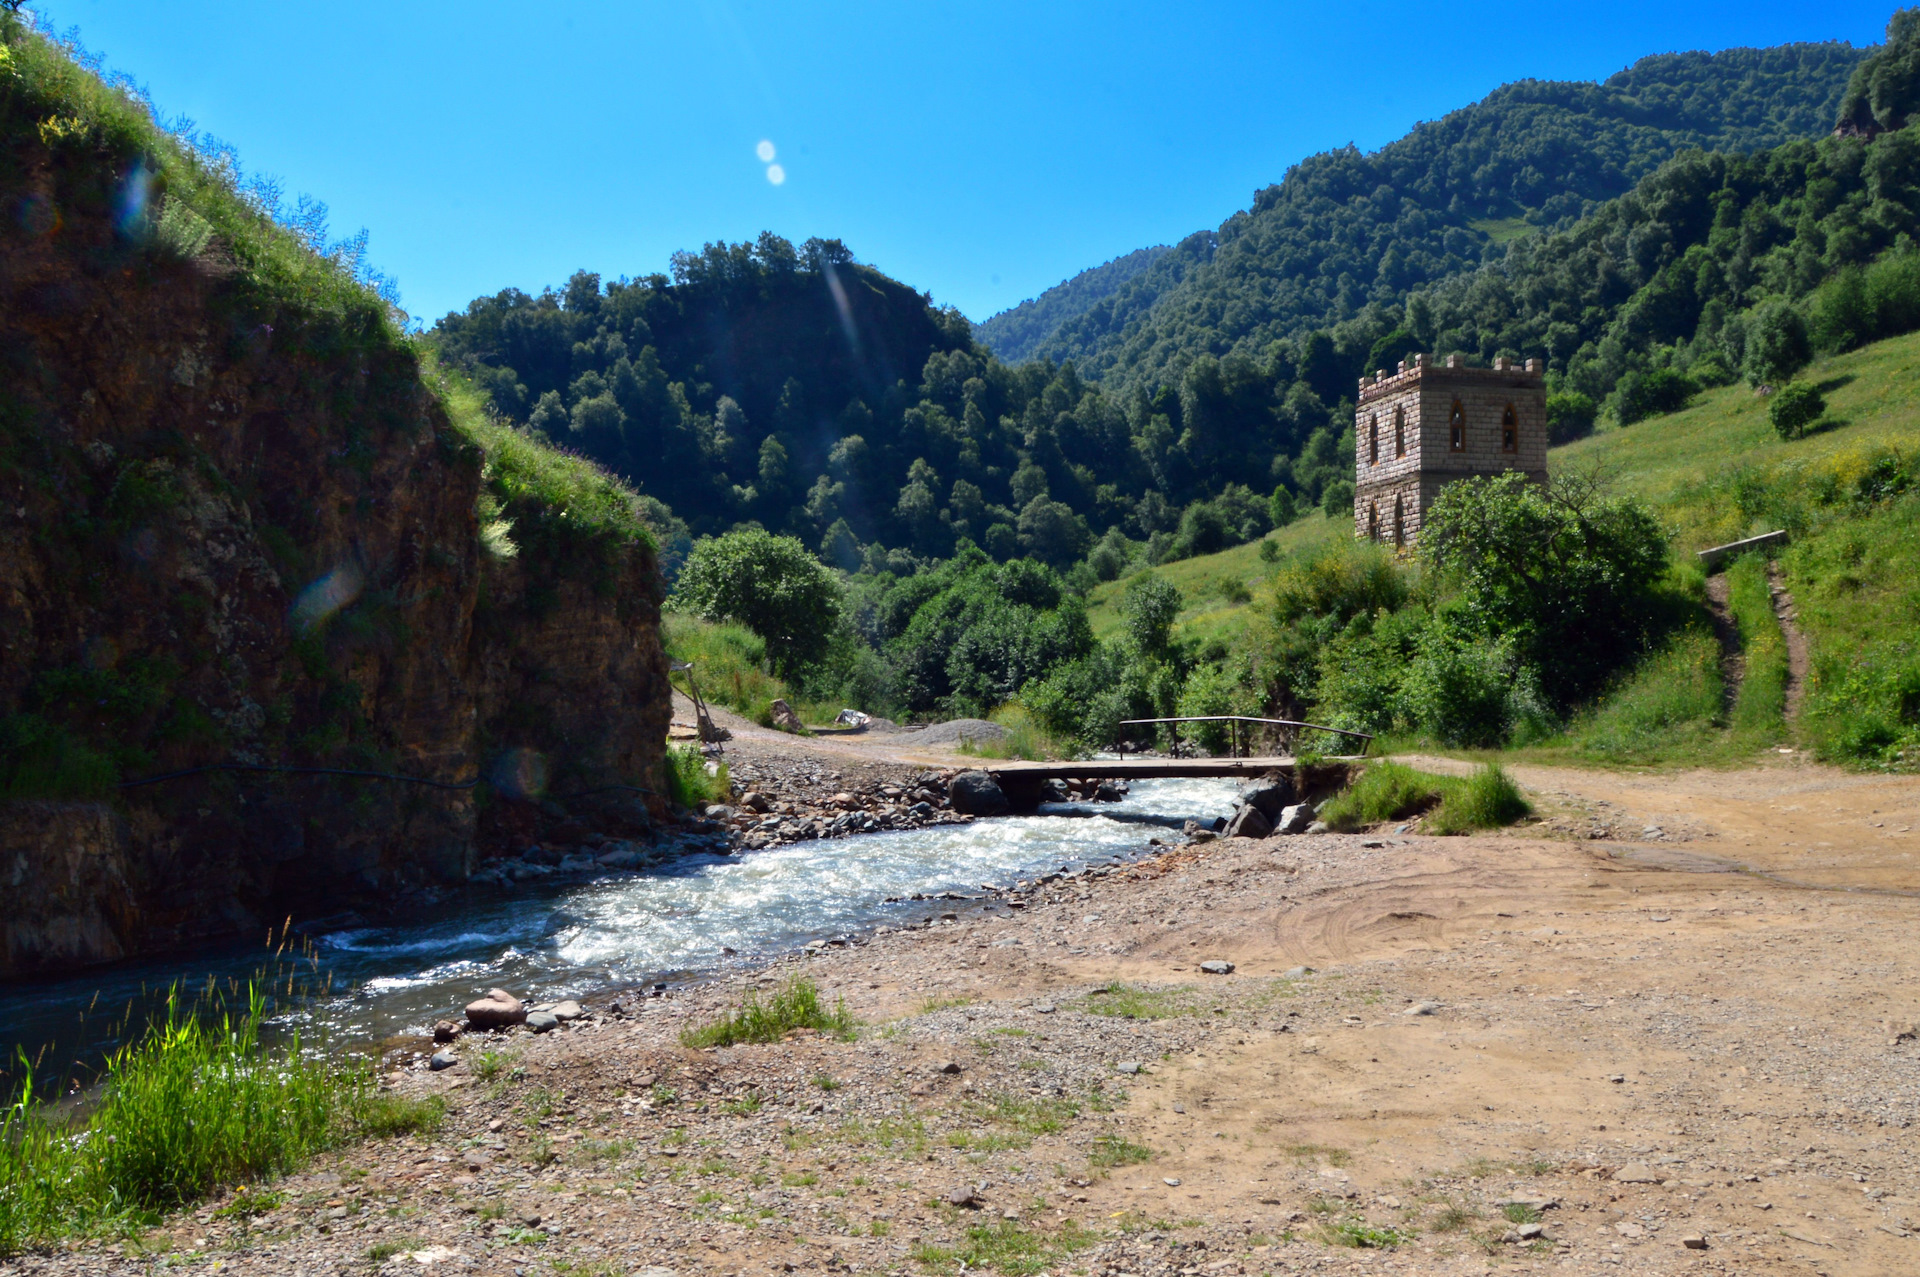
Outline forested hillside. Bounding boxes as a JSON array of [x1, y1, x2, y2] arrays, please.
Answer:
[[1011, 43, 1867, 391], [973, 245, 1169, 364]]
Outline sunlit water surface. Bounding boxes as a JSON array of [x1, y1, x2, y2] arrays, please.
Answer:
[[1, 776, 1240, 1083]]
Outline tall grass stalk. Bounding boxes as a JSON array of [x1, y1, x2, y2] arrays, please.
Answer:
[[0, 987, 370, 1253]]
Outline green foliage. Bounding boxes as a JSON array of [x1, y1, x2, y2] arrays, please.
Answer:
[[1837, 9, 1920, 137], [1560, 629, 1727, 761], [1318, 762, 1446, 830], [679, 977, 855, 1049], [1611, 368, 1698, 425], [0, 713, 118, 799], [1014, 44, 1863, 391], [0, 988, 366, 1252], [664, 745, 728, 810], [874, 549, 1093, 717], [1088, 1136, 1154, 1167], [1321, 761, 1528, 834], [663, 614, 786, 719], [1422, 473, 1670, 709], [355, 1092, 446, 1139], [673, 529, 842, 676], [1743, 300, 1812, 388], [1121, 574, 1183, 656], [911, 1218, 1099, 1277], [975, 246, 1171, 363], [1725, 554, 1789, 740], [1426, 763, 1532, 833], [1546, 390, 1598, 443], [1770, 381, 1826, 439]]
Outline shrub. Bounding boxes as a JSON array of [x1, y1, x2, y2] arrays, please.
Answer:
[[1743, 299, 1812, 388], [1545, 390, 1597, 443], [1421, 472, 1669, 710], [1769, 381, 1825, 439], [1120, 574, 1182, 657], [1611, 368, 1697, 425], [1398, 626, 1524, 747], [680, 978, 855, 1048], [672, 529, 842, 676], [1320, 478, 1355, 517]]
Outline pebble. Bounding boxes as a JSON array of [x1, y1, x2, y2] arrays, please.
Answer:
[[1681, 1234, 1709, 1249], [1282, 966, 1313, 979], [428, 1051, 457, 1072], [1116, 1061, 1143, 1075], [1034, 1004, 1056, 1014], [1162, 1177, 1182, 1187], [1199, 959, 1235, 975], [1614, 1162, 1662, 1183], [525, 1011, 560, 1033], [1403, 1000, 1441, 1015]]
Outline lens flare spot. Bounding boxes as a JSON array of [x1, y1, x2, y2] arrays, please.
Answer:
[[115, 161, 151, 240], [289, 562, 364, 633], [755, 139, 776, 163], [766, 164, 786, 186], [489, 748, 549, 802]]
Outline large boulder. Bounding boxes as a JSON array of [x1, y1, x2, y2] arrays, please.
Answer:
[[948, 771, 1011, 817], [1223, 804, 1273, 839], [1239, 774, 1295, 821], [465, 988, 528, 1029], [769, 699, 805, 732]]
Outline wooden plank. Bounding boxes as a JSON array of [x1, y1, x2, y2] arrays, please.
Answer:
[[983, 756, 1303, 781]]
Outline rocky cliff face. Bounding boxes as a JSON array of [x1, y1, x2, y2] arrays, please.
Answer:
[[0, 121, 669, 976]]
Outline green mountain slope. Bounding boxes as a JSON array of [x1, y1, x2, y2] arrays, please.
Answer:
[[1023, 43, 1867, 391], [974, 244, 1169, 364]]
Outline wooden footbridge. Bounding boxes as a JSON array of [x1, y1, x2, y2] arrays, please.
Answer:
[[982, 716, 1370, 811]]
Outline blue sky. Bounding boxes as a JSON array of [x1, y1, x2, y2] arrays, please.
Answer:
[[32, 1, 1893, 325]]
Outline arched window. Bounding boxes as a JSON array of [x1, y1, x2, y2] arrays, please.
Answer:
[[1392, 494, 1405, 547], [1501, 403, 1518, 453], [1367, 502, 1379, 541], [1449, 400, 1466, 453], [1394, 405, 1406, 458], [1368, 414, 1379, 465]]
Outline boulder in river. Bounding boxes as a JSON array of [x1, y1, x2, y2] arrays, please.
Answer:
[[465, 988, 528, 1029], [1239, 775, 1294, 820], [948, 771, 1010, 817]]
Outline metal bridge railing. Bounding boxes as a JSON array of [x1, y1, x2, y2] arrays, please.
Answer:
[[1118, 715, 1373, 758]]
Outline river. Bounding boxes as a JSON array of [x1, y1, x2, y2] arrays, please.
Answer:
[[0, 776, 1242, 1087]]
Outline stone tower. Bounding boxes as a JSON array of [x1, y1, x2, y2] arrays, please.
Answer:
[[1353, 353, 1547, 547]]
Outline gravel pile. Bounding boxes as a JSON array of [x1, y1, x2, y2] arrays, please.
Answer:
[[897, 718, 1008, 746]]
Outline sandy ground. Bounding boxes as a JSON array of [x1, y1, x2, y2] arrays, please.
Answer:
[[13, 743, 1920, 1277]]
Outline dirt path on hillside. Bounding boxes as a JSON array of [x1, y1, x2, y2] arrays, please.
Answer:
[[37, 738, 1919, 1277], [1768, 563, 1812, 721]]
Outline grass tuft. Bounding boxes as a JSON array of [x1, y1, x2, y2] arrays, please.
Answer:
[[1320, 761, 1530, 834], [0, 986, 363, 1253], [664, 744, 729, 810], [679, 977, 855, 1049]]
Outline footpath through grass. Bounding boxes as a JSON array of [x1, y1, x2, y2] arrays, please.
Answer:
[[0, 988, 438, 1253]]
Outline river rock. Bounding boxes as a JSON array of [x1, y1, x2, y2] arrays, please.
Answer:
[[550, 999, 585, 1021], [1275, 802, 1317, 834], [1239, 776, 1294, 820], [429, 1050, 458, 1071], [769, 699, 804, 732], [948, 771, 1010, 817], [432, 1020, 461, 1043], [465, 988, 527, 1029], [1224, 804, 1272, 839], [526, 1011, 560, 1033]]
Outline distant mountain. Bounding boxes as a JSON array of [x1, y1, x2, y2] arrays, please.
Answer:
[[974, 244, 1170, 364], [1018, 42, 1870, 391]]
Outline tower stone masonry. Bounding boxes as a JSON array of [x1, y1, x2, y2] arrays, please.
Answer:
[[1352, 353, 1548, 546]]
